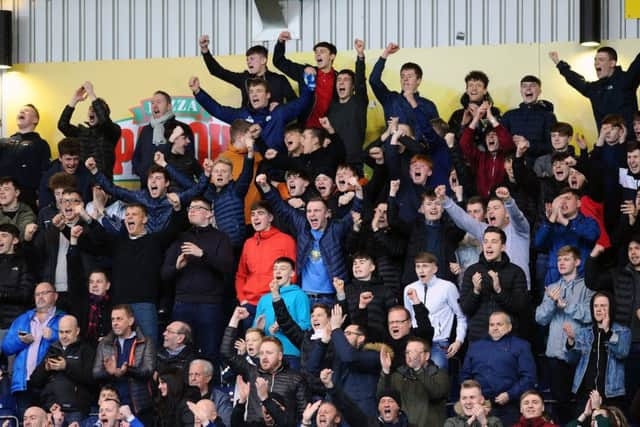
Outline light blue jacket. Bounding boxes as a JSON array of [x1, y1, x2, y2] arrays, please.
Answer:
[[569, 322, 631, 397], [535, 277, 594, 360], [1, 308, 64, 392], [254, 285, 310, 357]]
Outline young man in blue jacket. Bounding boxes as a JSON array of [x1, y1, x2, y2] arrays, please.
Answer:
[[189, 72, 315, 154], [369, 42, 439, 143]]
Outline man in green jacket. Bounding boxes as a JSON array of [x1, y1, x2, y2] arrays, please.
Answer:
[[379, 336, 450, 427]]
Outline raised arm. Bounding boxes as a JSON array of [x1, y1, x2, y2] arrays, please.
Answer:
[[272, 32, 307, 83], [199, 35, 246, 89]]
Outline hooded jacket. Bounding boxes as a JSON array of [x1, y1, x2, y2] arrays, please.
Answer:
[[501, 100, 556, 160], [0, 252, 34, 329], [569, 292, 631, 398], [235, 226, 297, 306], [0, 131, 51, 192], [57, 99, 122, 181]]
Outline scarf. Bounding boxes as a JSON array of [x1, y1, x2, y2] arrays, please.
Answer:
[[87, 293, 110, 341], [149, 111, 175, 146]]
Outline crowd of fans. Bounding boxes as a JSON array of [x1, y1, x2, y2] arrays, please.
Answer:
[[0, 31, 640, 427]]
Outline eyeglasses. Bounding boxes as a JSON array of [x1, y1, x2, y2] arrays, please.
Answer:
[[61, 198, 82, 204], [164, 328, 183, 335], [388, 319, 409, 326], [35, 290, 56, 297], [187, 205, 210, 212], [344, 330, 363, 337]]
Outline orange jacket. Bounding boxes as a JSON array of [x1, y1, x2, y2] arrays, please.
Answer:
[[235, 226, 296, 305], [219, 144, 263, 223]]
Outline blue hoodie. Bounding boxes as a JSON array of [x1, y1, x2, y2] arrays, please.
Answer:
[[254, 284, 310, 357]]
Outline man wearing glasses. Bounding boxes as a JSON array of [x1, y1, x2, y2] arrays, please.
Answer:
[[156, 321, 198, 380], [161, 197, 234, 365], [1, 282, 65, 418]]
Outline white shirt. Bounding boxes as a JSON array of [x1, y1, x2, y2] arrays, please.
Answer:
[[403, 276, 467, 342]]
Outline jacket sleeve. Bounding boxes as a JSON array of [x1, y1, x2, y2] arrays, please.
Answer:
[[504, 198, 530, 235], [493, 268, 529, 313], [535, 290, 558, 326], [262, 397, 297, 427], [235, 246, 249, 303], [92, 341, 110, 381], [443, 197, 487, 241], [272, 298, 306, 348], [57, 105, 81, 137], [272, 40, 306, 83], [261, 186, 307, 237], [93, 171, 138, 203], [354, 56, 369, 106], [277, 79, 315, 124], [459, 269, 482, 317], [556, 61, 592, 97], [608, 326, 631, 360], [505, 341, 536, 400], [194, 88, 244, 124], [331, 329, 381, 372], [534, 221, 553, 251], [160, 240, 182, 282], [570, 215, 600, 244], [412, 302, 434, 343], [27, 349, 51, 387], [327, 385, 373, 427], [495, 124, 515, 153], [212, 389, 233, 427], [201, 51, 246, 89], [513, 156, 540, 196], [369, 57, 392, 105], [386, 195, 412, 235], [234, 156, 254, 199], [165, 163, 197, 189]]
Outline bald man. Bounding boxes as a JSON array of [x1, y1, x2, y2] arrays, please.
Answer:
[[189, 399, 223, 427], [30, 314, 96, 423], [23, 406, 48, 427]]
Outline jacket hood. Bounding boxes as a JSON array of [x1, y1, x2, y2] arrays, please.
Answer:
[[252, 226, 283, 241], [589, 290, 616, 329], [518, 99, 554, 112]]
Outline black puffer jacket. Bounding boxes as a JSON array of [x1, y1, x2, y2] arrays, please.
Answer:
[[460, 253, 530, 342], [57, 100, 121, 181], [93, 326, 156, 414], [220, 326, 308, 423], [0, 253, 34, 329], [585, 256, 640, 341], [29, 339, 96, 415]]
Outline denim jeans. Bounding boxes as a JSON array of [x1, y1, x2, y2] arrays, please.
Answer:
[[173, 302, 225, 366], [430, 339, 449, 369], [130, 302, 158, 344]]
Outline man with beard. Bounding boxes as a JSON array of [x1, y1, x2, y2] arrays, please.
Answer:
[[221, 336, 307, 423], [379, 336, 450, 427]]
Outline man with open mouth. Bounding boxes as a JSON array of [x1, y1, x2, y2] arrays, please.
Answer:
[[199, 34, 296, 109], [550, 46, 640, 132]]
